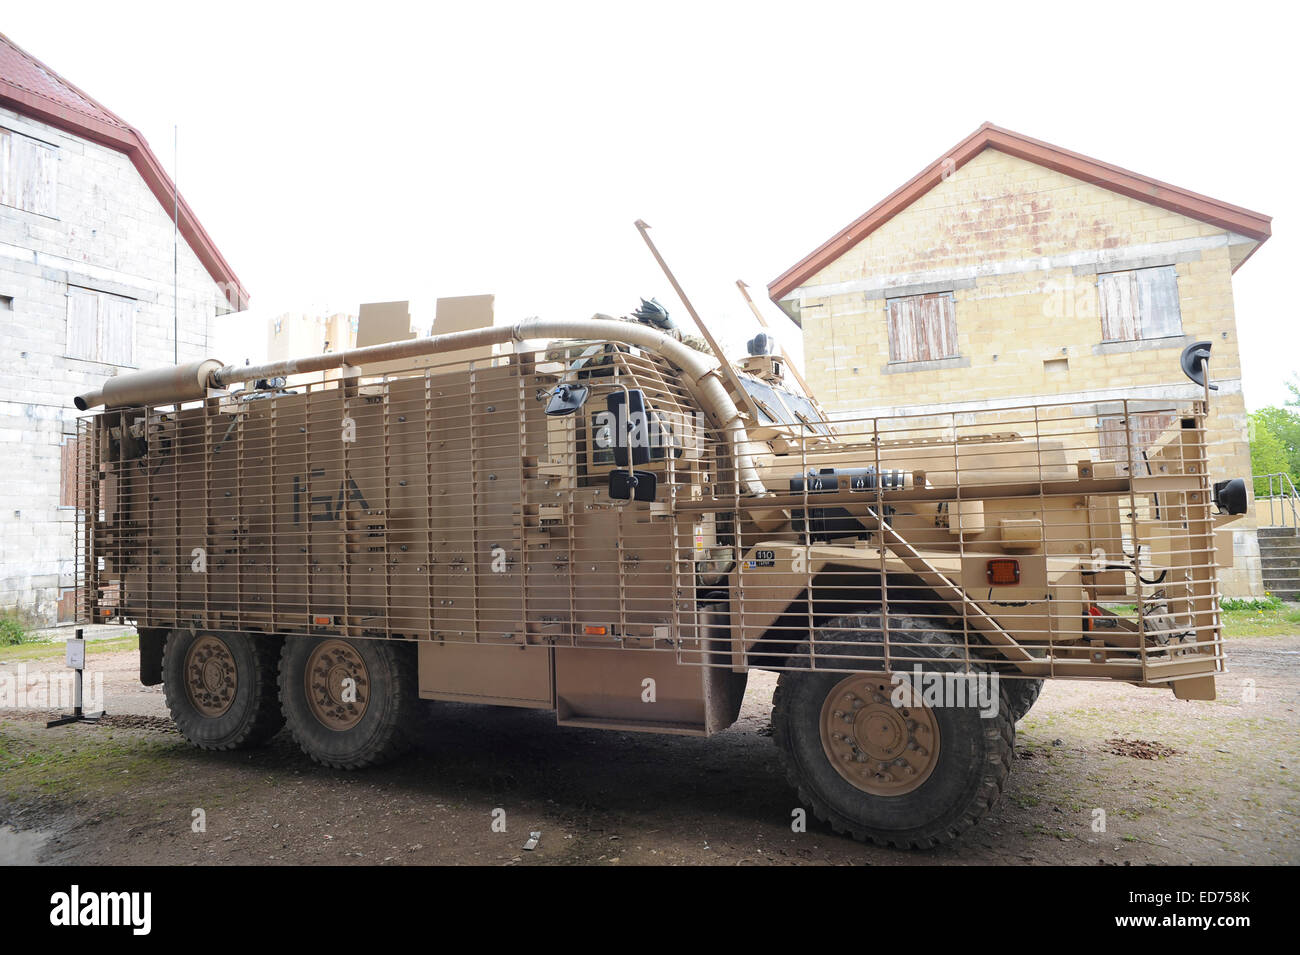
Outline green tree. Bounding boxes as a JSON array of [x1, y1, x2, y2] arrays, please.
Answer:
[[1253, 403, 1300, 485], [1251, 411, 1294, 497]]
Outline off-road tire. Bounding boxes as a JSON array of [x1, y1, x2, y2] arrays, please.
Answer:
[[772, 614, 1014, 849], [1001, 678, 1044, 724], [279, 635, 417, 770], [162, 629, 285, 750]]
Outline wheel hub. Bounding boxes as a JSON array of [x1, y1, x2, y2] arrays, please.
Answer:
[[305, 640, 370, 731], [184, 634, 237, 718], [819, 674, 940, 796]]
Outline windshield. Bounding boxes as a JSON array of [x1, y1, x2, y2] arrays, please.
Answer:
[[737, 375, 832, 437]]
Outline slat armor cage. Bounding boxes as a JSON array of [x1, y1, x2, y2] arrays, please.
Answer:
[[74, 333, 1229, 699]]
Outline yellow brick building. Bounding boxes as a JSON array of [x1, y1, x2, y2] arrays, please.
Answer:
[[769, 124, 1271, 595]]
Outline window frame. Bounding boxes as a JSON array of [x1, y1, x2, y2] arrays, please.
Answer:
[[1097, 411, 1177, 464], [65, 285, 139, 367], [1097, 265, 1183, 344], [0, 125, 59, 218], [884, 290, 960, 364]]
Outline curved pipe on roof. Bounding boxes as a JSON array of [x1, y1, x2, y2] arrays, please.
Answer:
[[72, 319, 767, 496]]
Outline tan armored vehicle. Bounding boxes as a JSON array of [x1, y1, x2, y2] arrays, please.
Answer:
[[69, 290, 1246, 848]]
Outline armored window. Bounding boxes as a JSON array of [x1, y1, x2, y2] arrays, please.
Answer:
[[66, 286, 137, 366], [885, 292, 958, 363], [0, 126, 58, 217], [1098, 266, 1182, 342]]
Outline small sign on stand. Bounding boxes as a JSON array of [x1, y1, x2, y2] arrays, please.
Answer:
[[46, 628, 105, 727]]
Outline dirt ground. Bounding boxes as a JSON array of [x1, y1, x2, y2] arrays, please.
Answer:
[[2, 635, 1297, 866]]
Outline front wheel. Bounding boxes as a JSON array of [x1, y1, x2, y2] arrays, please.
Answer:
[[1001, 678, 1044, 724], [279, 636, 418, 769], [772, 615, 1013, 849]]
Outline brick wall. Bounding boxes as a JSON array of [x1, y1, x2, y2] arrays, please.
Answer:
[[0, 105, 234, 622], [792, 148, 1261, 594]]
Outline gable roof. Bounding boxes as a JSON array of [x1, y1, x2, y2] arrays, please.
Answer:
[[768, 122, 1272, 305], [0, 32, 248, 309]]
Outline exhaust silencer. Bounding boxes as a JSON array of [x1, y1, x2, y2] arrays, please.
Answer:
[[73, 359, 224, 411]]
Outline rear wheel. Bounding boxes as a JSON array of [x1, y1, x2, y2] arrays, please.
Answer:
[[162, 629, 284, 750], [279, 636, 417, 769], [772, 614, 1013, 849]]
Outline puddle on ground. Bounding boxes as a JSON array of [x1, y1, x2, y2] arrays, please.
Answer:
[[0, 825, 51, 865]]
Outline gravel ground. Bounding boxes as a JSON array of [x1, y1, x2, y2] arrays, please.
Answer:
[[1, 635, 1297, 865]]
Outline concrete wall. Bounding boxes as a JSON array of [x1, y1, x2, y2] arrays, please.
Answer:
[[790, 148, 1262, 595], [0, 105, 234, 623]]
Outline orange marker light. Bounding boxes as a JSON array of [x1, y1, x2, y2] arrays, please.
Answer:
[[986, 559, 1020, 586], [313, 615, 331, 626], [583, 625, 607, 636]]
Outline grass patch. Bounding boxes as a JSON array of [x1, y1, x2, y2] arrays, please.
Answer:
[[1222, 604, 1300, 637], [0, 719, 185, 801], [0, 608, 45, 647], [0, 633, 138, 663]]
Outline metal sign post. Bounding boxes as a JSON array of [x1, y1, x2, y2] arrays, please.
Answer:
[[46, 628, 105, 727]]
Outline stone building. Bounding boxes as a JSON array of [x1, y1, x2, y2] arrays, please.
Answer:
[[0, 33, 245, 622], [769, 124, 1271, 595]]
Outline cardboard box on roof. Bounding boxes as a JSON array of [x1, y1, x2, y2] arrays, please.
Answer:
[[354, 295, 501, 378]]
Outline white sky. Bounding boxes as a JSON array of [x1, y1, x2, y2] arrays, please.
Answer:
[[7, 1, 1296, 407]]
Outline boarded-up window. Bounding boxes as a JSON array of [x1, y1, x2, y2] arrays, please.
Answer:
[[60, 436, 84, 508], [1098, 266, 1182, 341], [66, 286, 137, 365], [0, 127, 58, 217], [886, 292, 958, 363], [1099, 412, 1176, 462]]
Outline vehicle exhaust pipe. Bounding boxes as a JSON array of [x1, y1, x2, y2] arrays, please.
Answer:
[[73, 359, 225, 412]]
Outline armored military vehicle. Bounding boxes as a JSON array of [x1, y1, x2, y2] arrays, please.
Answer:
[[68, 294, 1245, 847]]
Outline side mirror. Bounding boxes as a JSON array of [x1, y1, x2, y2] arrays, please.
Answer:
[[607, 389, 651, 466], [545, 384, 590, 416], [608, 469, 657, 502], [1179, 340, 1219, 391], [1213, 478, 1248, 515]]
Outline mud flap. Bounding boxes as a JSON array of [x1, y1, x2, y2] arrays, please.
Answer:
[[702, 602, 746, 733], [138, 627, 167, 686], [1171, 675, 1216, 701]]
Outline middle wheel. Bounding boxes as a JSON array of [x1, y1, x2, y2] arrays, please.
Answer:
[[279, 635, 418, 769]]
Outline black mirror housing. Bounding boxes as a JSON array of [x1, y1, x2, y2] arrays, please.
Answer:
[[545, 384, 590, 416], [608, 469, 657, 502], [607, 389, 651, 466]]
